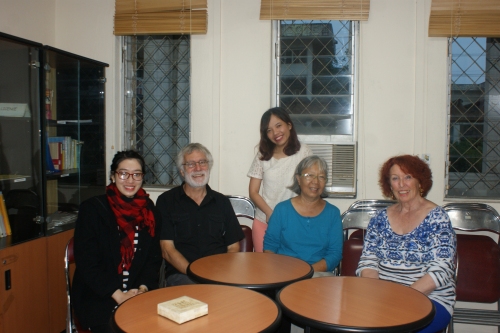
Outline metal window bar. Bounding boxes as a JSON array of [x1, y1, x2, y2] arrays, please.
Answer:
[[446, 37, 500, 199], [124, 35, 191, 186], [276, 20, 356, 138]]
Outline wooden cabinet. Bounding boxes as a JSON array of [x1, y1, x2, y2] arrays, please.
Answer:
[[0, 229, 74, 333], [0, 238, 49, 333]]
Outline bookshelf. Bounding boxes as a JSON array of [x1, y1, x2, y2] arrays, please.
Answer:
[[42, 45, 107, 231], [0, 32, 107, 333]]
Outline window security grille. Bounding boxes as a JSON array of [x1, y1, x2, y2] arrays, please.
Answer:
[[123, 35, 190, 186]]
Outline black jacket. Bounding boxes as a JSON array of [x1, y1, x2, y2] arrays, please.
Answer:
[[72, 195, 162, 328]]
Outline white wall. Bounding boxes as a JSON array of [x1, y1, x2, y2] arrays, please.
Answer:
[[1, 0, 498, 331], [4, 0, 500, 214], [0, 0, 55, 45]]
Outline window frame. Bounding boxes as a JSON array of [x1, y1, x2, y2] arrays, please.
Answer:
[[272, 20, 359, 142], [445, 36, 500, 200], [271, 20, 359, 198], [122, 35, 191, 188]]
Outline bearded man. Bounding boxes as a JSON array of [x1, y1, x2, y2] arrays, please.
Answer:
[[158, 143, 244, 286]]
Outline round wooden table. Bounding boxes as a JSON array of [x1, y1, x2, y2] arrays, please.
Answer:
[[277, 276, 435, 333], [187, 252, 314, 291], [112, 284, 281, 333]]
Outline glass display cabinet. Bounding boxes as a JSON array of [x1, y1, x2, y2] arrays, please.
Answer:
[[0, 31, 107, 333], [42, 46, 107, 235], [0, 32, 108, 246], [0, 33, 44, 245]]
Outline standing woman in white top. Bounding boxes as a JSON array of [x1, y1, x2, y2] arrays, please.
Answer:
[[247, 107, 312, 252]]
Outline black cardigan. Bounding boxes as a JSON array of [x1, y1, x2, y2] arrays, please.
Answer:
[[72, 195, 162, 328]]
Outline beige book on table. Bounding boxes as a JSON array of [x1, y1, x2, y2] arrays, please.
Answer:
[[158, 296, 208, 324]]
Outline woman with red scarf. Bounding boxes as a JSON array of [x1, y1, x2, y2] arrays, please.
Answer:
[[72, 150, 162, 333]]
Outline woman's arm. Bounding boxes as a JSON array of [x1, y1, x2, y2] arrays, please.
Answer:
[[249, 177, 273, 222], [322, 209, 344, 271], [312, 259, 327, 272], [414, 209, 456, 294], [262, 207, 283, 252], [356, 214, 383, 277], [112, 289, 138, 304], [410, 274, 436, 295], [360, 268, 380, 279], [73, 198, 123, 298]]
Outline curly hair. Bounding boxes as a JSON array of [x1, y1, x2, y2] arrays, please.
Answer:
[[379, 155, 433, 198], [258, 107, 301, 161]]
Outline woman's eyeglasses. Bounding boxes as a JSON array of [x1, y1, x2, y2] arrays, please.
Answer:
[[115, 171, 144, 181], [301, 173, 327, 183], [182, 160, 209, 169]]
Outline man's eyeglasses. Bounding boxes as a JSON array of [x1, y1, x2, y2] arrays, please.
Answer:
[[301, 173, 327, 183], [115, 171, 144, 181], [183, 160, 209, 169]]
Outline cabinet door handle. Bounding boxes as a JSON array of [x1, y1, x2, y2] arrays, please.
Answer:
[[5, 269, 11, 290]]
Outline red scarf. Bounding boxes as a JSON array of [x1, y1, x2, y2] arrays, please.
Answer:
[[106, 183, 155, 273]]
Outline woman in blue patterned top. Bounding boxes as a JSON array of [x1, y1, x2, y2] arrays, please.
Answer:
[[356, 155, 456, 333]]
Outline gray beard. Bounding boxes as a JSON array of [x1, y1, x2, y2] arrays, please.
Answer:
[[184, 173, 210, 188]]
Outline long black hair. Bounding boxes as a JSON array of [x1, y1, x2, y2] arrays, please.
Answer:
[[258, 107, 301, 161]]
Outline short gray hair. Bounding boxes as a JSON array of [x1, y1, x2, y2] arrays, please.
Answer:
[[176, 143, 214, 171], [288, 155, 329, 197]]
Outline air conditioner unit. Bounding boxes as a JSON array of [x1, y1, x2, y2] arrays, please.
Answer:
[[307, 142, 357, 198]]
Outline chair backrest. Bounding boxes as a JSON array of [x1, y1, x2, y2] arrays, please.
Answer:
[[227, 195, 255, 252], [339, 237, 364, 276], [239, 225, 254, 252], [341, 208, 378, 230], [443, 203, 500, 233], [338, 200, 395, 275], [65, 237, 75, 333], [443, 203, 500, 303], [227, 195, 256, 220], [347, 199, 396, 210], [65, 237, 91, 333]]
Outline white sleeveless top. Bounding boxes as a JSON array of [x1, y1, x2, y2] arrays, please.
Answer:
[[247, 144, 312, 223]]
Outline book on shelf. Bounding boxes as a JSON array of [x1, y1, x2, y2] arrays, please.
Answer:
[[0, 211, 5, 237], [49, 141, 62, 170], [45, 134, 56, 173], [157, 296, 208, 324], [48, 136, 82, 170], [0, 192, 11, 236]]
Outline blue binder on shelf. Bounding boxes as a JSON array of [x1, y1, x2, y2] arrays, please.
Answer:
[[45, 134, 56, 173]]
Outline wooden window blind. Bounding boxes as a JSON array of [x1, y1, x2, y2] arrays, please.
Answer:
[[114, 0, 207, 35], [428, 0, 500, 37], [260, 0, 370, 21]]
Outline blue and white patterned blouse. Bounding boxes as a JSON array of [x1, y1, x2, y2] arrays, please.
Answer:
[[356, 206, 456, 314]]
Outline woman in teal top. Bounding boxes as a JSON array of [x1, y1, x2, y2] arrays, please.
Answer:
[[263, 155, 343, 275]]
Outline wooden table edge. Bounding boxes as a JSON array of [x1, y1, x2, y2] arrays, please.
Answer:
[[110, 286, 283, 333], [275, 285, 436, 333], [187, 264, 314, 291]]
